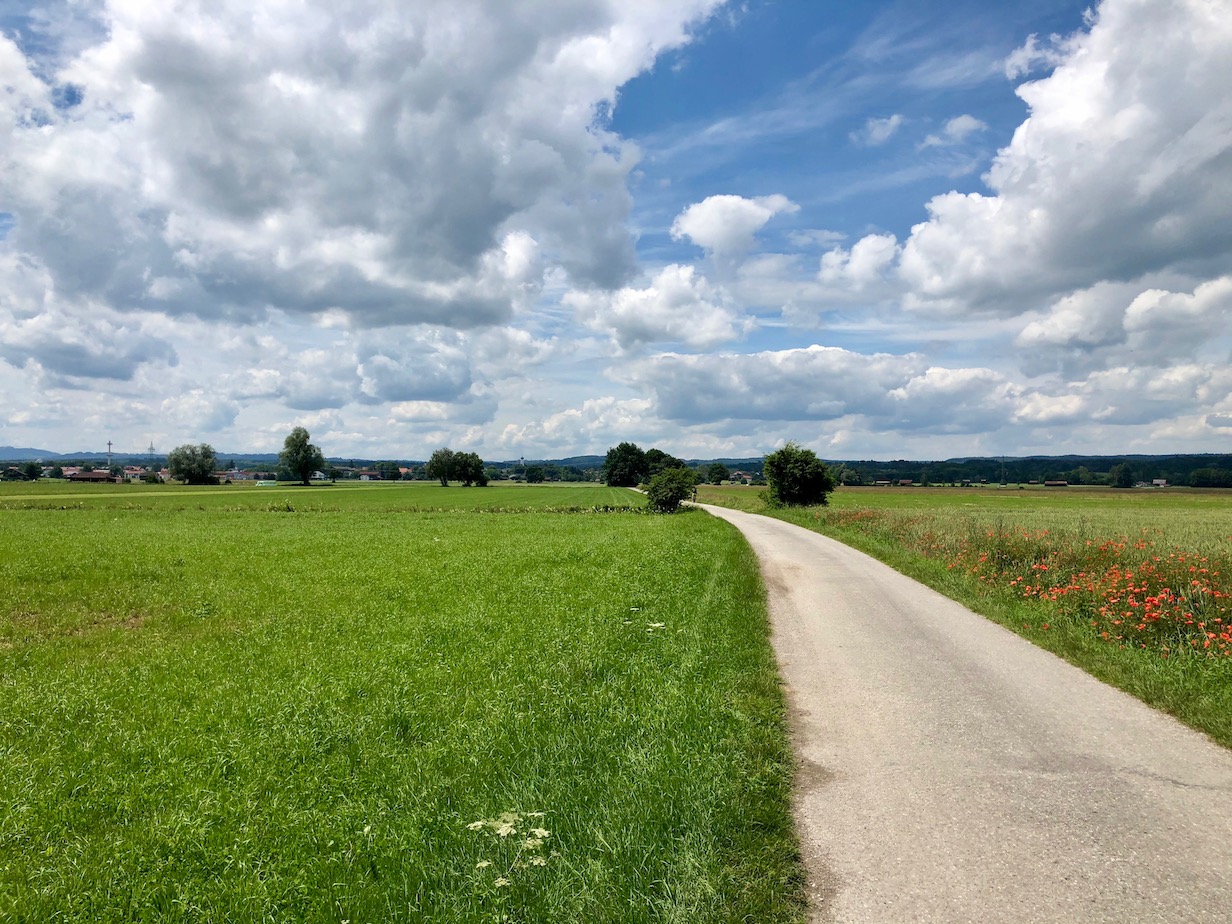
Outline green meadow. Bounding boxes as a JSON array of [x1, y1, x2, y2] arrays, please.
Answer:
[[0, 482, 804, 922], [700, 483, 1232, 747]]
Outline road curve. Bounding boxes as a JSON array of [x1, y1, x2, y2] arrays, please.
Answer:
[[699, 503, 1232, 924]]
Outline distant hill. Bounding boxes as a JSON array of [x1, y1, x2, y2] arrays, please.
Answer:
[[684, 457, 764, 470], [550, 455, 606, 469], [0, 446, 68, 460]]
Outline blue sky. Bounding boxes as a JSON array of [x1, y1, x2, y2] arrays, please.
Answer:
[[1, 0, 1230, 460]]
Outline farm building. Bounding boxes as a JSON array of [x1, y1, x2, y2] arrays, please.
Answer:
[[68, 470, 119, 483]]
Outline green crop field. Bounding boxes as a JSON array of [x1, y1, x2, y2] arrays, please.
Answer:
[[700, 483, 1232, 747], [0, 482, 804, 922]]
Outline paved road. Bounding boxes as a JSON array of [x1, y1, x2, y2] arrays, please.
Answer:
[[700, 503, 1232, 924]]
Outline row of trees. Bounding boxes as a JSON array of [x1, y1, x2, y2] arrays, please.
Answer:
[[605, 440, 835, 513], [165, 431, 495, 488], [167, 427, 325, 485], [602, 442, 698, 487]]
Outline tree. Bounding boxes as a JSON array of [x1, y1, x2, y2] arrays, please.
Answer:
[[707, 462, 730, 485], [454, 451, 487, 487], [280, 427, 325, 485], [604, 442, 648, 487], [1191, 467, 1232, 488], [21, 461, 41, 481], [1110, 463, 1136, 489], [50, 465, 64, 479], [764, 442, 835, 507], [426, 447, 456, 486], [375, 460, 402, 482], [646, 466, 697, 513], [168, 443, 219, 485], [525, 465, 546, 484], [1068, 465, 1095, 485]]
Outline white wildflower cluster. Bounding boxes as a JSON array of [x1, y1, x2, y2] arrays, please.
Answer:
[[465, 810, 559, 890]]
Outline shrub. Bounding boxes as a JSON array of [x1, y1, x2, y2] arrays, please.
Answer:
[[764, 442, 835, 507], [646, 467, 696, 513]]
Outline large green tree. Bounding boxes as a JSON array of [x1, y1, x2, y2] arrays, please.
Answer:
[[454, 451, 488, 487], [1110, 463, 1136, 489], [644, 447, 686, 477], [426, 448, 456, 486], [168, 443, 219, 485], [764, 442, 835, 507], [604, 442, 648, 487], [280, 427, 325, 485], [707, 462, 730, 485]]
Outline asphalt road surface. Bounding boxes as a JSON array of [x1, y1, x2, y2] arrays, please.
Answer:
[[700, 503, 1232, 924]]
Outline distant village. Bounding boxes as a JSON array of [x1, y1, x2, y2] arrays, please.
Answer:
[[7, 462, 423, 484]]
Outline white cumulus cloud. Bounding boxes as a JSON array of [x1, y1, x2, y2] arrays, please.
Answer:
[[819, 233, 900, 290], [670, 193, 799, 262], [897, 0, 1232, 315], [0, 1, 723, 331], [566, 264, 749, 349]]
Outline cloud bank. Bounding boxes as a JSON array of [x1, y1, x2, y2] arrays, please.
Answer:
[[1, 0, 1229, 460]]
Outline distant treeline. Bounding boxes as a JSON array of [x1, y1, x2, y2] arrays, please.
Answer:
[[6, 452, 1232, 489], [827, 455, 1232, 487]]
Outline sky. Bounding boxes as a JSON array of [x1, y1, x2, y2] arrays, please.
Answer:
[[1, 0, 1230, 461]]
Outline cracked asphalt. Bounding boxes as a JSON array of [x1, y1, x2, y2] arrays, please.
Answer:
[[700, 503, 1232, 924]]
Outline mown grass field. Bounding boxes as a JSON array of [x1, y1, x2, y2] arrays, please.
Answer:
[[0, 481, 805, 923], [699, 483, 1232, 748]]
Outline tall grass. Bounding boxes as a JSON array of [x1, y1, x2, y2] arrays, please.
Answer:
[[699, 484, 1232, 747], [0, 484, 804, 922]]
